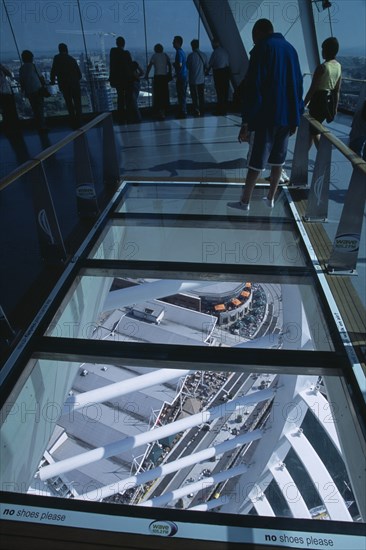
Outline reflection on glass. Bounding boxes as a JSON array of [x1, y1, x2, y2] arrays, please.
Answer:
[[90, 225, 305, 266], [0, 357, 362, 524], [116, 183, 295, 216], [90, 184, 305, 266]]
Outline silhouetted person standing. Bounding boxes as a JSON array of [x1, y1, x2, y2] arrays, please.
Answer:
[[187, 39, 207, 116], [228, 19, 303, 211], [51, 43, 82, 129], [207, 39, 230, 115], [109, 36, 133, 123], [173, 35, 187, 118], [19, 50, 48, 131], [145, 43, 172, 120]]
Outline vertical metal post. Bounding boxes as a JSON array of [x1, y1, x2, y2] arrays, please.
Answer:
[[74, 133, 99, 217], [102, 115, 121, 186], [298, 0, 321, 73], [327, 165, 366, 274], [30, 163, 67, 262], [304, 135, 332, 221], [290, 116, 310, 187]]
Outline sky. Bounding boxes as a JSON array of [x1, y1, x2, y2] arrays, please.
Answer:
[[1, 0, 365, 58]]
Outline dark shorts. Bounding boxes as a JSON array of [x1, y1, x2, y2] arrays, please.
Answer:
[[308, 90, 336, 134], [247, 126, 290, 171]]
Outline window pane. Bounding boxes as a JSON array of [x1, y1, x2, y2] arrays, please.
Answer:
[[312, 0, 366, 111], [44, 272, 333, 351], [1, 357, 363, 529], [1, 0, 94, 118], [144, 0, 213, 109]]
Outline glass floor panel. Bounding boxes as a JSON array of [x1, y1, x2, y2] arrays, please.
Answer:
[[90, 183, 307, 266], [1, 181, 365, 548], [116, 183, 293, 218], [45, 274, 334, 352], [89, 221, 307, 266], [1, 356, 363, 527]]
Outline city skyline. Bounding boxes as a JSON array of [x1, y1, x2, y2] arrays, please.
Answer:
[[1, 1, 365, 60]]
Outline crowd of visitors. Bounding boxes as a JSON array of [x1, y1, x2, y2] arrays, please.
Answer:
[[2, 23, 362, 207], [0, 34, 232, 131]]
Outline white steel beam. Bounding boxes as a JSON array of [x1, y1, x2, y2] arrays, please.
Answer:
[[139, 464, 248, 508], [299, 386, 341, 454], [64, 368, 191, 412], [78, 431, 262, 502], [250, 490, 276, 517], [324, 376, 366, 521], [189, 495, 229, 511], [286, 429, 352, 521], [39, 388, 275, 481], [269, 462, 311, 519]]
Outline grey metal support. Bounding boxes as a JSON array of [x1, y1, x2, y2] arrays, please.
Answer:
[[298, 0, 321, 73], [291, 115, 310, 186], [74, 133, 99, 218], [30, 163, 67, 262], [327, 165, 366, 274], [102, 115, 121, 186], [193, 0, 249, 86], [304, 134, 332, 221]]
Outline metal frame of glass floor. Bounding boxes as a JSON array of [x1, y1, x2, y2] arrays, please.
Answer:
[[1, 180, 365, 549]]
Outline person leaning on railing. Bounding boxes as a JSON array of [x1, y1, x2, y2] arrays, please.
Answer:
[[304, 37, 342, 149], [19, 49, 49, 132], [145, 43, 172, 121]]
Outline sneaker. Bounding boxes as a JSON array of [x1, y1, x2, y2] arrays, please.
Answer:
[[265, 169, 290, 184], [262, 196, 274, 208], [280, 169, 290, 183], [227, 201, 250, 211]]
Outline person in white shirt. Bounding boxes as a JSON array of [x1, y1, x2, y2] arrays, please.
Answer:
[[207, 39, 230, 115], [19, 49, 48, 131], [146, 43, 172, 120], [186, 39, 207, 116]]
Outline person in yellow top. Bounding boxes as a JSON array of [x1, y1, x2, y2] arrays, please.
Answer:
[[304, 37, 342, 148]]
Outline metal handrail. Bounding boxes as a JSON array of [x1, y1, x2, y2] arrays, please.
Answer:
[[292, 111, 365, 274], [303, 73, 366, 84], [0, 113, 111, 191], [304, 112, 366, 172], [0, 160, 39, 191]]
